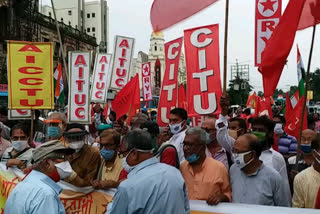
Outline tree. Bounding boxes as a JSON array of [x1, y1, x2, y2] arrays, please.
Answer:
[[309, 68, 320, 101], [227, 78, 253, 105], [273, 89, 284, 99], [288, 86, 298, 97]]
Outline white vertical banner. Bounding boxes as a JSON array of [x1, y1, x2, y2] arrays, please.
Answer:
[[68, 52, 91, 124], [141, 62, 152, 101], [109, 35, 135, 90], [90, 53, 112, 103], [8, 110, 31, 120]]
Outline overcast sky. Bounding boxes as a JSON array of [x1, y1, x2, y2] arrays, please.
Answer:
[[42, 0, 320, 93]]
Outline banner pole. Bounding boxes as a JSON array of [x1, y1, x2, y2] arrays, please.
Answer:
[[30, 110, 34, 145], [223, 0, 230, 95], [51, 0, 68, 82], [295, 25, 316, 171]]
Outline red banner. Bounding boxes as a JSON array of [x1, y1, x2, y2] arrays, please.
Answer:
[[141, 62, 152, 101], [157, 37, 183, 127], [255, 0, 281, 66], [184, 24, 222, 117]]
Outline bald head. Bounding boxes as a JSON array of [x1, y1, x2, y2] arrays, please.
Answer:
[[201, 117, 216, 130], [48, 112, 67, 124], [301, 129, 317, 145]]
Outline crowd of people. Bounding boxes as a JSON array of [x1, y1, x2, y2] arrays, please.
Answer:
[[0, 96, 320, 213]]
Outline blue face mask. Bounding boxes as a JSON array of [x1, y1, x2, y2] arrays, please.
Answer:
[[301, 144, 312, 154], [186, 153, 200, 164], [100, 149, 115, 160], [47, 126, 60, 138], [206, 132, 211, 144]]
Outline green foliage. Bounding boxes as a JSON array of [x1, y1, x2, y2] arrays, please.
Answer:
[[309, 68, 320, 101], [227, 78, 253, 105], [273, 89, 285, 99]]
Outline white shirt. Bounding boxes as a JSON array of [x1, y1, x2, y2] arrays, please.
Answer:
[[168, 129, 186, 163], [260, 148, 292, 205], [216, 114, 235, 157]]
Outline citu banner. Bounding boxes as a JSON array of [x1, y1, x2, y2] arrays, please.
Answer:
[[156, 37, 183, 127], [184, 24, 222, 117]]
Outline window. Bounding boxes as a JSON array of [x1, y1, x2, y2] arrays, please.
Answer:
[[92, 27, 95, 32], [87, 28, 90, 32], [61, 18, 63, 22], [68, 10, 72, 15], [87, 13, 90, 18], [93, 33, 95, 37], [48, 12, 52, 17], [92, 13, 95, 18], [154, 46, 157, 51], [68, 21, 71, 25]]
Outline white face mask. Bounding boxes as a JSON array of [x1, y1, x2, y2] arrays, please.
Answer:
[[169, 121, 183, 135], [233, 151, 254, 169], [55, 161, 73, 179], [68, 141, 85, 152], [12, 140, 29, 152], [122, 156, 136, 174]]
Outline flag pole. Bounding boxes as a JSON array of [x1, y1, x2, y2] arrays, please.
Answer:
[[30, 109, 34, 146], [295, 25, 316, 170], [223, 0, 230, 95], [51, 0, 68, 82]]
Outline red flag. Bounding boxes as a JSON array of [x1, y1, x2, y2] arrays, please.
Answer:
[[298, 0, 320, 30], [285, 92, 293, 122], [284, 96, 307, 140], [254, 96, 273, 119], [258, 0, 306, 97], [111, 74, 141, 124], [150, 0, 219, 32], [103, 101, 109, 119], [315, 186, 320, 209], [178, 84, 187, 110], [91, 104, 94, 117], [246, 94, 252, 107]]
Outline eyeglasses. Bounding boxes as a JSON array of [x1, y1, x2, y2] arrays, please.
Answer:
[[183, 143, 203, 150], [201, 128, 216, 133], [100, 143, 118, 149], [11, 136, 28, 141]]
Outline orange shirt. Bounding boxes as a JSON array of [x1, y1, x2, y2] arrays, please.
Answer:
[[180, 157, 232, 201]]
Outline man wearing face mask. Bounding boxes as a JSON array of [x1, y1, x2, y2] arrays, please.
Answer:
[[44, 112, 67, 142], [230, 134, 290, 206], [216, 97, 247, 157], [292, 135, 320, 208], [201, 116, 229, 169], [180, 127, 231, 205], [63, 123, 101, 187], [4, 140, 74, 214], [2, 123, 33, 169], [288, 129, 317, 171], [108, 129, 190, 214], [168, 108, 188, 163], [251, 116, 292, 204], [91, 129, 122, 189]]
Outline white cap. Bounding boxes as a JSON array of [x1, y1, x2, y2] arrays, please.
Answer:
[[274, 123, 284, 135]]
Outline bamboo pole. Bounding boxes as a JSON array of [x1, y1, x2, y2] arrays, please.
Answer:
[[51, 0, 68, 82], [223, 0, 230, 95], [295, 25, 317, 170]]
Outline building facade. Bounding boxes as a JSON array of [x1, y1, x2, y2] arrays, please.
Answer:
[[0, 0, 97, 105], [130, 32, 187, 96], [40, 0, 109, 52]]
